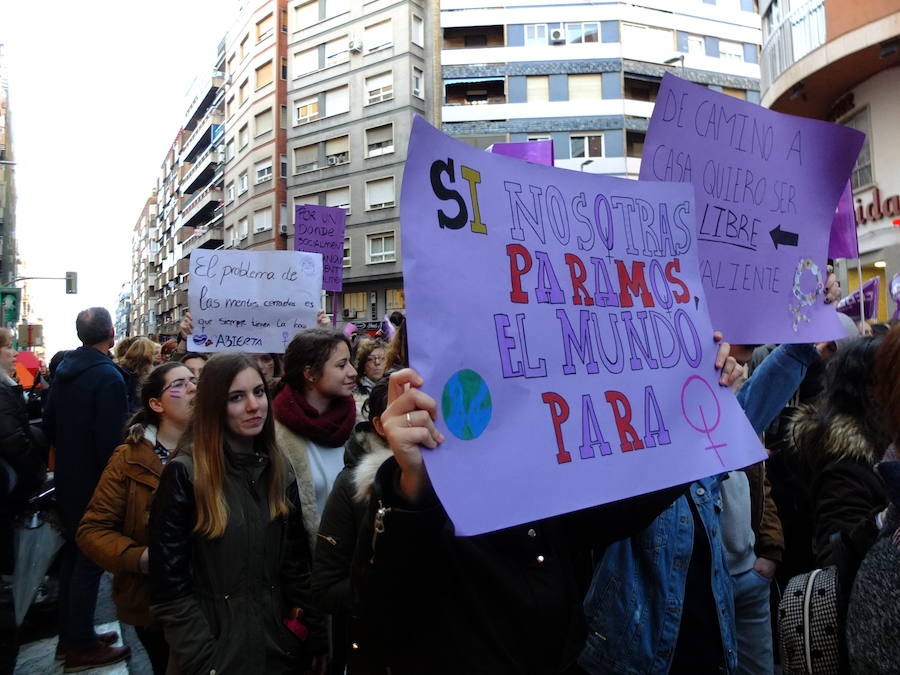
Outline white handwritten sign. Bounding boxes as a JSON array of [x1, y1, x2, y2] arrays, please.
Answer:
[[188, 250, 322, 353]]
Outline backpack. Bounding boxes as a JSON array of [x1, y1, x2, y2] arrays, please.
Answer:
[[778, 566, 841, 674]]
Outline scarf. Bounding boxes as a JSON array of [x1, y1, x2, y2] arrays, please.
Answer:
[[273, 384, 356, 447]]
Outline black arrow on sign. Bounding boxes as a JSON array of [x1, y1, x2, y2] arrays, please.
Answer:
[[769, 225, 799, 249]]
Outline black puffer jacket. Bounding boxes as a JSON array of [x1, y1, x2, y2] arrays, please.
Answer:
[[352, 456, 686, 675], [149, 445, 325, 675]]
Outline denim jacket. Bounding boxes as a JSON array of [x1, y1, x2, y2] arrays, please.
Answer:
[[579, 476, 736, 674]]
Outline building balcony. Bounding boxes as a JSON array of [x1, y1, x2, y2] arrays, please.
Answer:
[[181, 224, 225, 255], [177, 258, 190, 275], [181, 143, 221, 194], [183, 69, 225, 130], [441, 98, 655, 122], [178, 186, 223, 231], [181, 110, 224, 164]]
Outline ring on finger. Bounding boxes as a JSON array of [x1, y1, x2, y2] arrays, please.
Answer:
[[406, 412, 413, 428]]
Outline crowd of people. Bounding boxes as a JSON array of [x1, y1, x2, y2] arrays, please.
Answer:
[[1, 295, 899, 674]]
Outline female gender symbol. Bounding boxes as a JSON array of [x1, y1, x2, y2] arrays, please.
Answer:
[[788, 258, 823, 332], [680, 375, 726, 467]]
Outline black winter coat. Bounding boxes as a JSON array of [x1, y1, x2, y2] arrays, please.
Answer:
[[43, 346, 129, 523], [149, 446, 325, 675], [352, 457, 685, 675]]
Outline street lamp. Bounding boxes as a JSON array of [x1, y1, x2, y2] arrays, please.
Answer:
[[664, 55, 685, 74], [580, 159, 594, 172]]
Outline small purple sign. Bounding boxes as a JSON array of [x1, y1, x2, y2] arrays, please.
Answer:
[[400, 116, 764, 535], [837, 276, 880, 321], [828, 181, 859, 260], [488, 140, 554, 167], [891, 273, 900, 320], [641, 74, 865, 344], [294, 203, 346, 292]]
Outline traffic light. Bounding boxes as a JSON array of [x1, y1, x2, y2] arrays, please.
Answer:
[[65, 271, 78, 294]]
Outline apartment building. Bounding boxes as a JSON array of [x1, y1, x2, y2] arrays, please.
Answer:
[[440, 0, 761, 178], [129, 192, 158, 338], [0, 44, 16, 287], [285, 0, 432, 326], [759, 0, 900, 321]]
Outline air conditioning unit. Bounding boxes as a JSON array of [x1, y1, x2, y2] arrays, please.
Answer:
[[279, 223, 288, 235], [550, 28, 565, 43], [342, 308, 354, 319], [349, 38, 363, 53], [327, 155, 341, 166]]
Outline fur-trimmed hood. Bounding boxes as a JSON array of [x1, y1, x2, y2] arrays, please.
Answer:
[[352, 447, 393, 503], [789, 404, 883, 466]]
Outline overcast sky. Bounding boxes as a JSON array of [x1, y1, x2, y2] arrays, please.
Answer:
[[1, 1, 237, 357]]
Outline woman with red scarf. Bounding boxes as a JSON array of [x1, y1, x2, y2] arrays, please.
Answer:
[[273, 328, 358, 546]]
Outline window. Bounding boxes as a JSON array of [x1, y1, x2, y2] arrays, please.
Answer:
[[325, 35, 349, 66], [325, 186, 351, 213], [366, 124, 394, 157], [621, 23, 673, 49], [343, 292, 367, 315], [256, 60, 274, 88], [239, 79, 249, 104], [722, 87, 746, 100], [294, 47, 319, 76], [343, 237, 351, 266], [325, 85, 350, 115], [412, 67, 424, 98], [366, 72, 393, 104], [281, 57, 288, 80], [527, 134, 551, 142], [238, 171, 249, 194], [844, 108, 873, 189], [254, 108, 273, 136], [281, 105, 287, 128], [239, 35, 248, 60], [281, 8, 288, 32], [238, 216, 249, 239], [227, 54, 235, 74], [325, 0, 349, 18], [525, 24, 547, 46], [366, 177, 395, 209], [255, 159, 273, 184], [253, 207, 273, 232], [256, 13, 274, 42], [365, 20, 392, 52], [226, 182, 235, 203], [325, 136, 349, 166], [238, 124, 249, 149], [225, 139, 235, 161], [294, 143, 318, 173], [386, 288, 405, 310], [295, 96, 320, 124], [687, 34, 705, 56], [719, 40, 743, 62], [570, 133, 604, 159], [280, 155, 287, 177], [526, 76, 549, 102], [367, 232, 396, 263], [412, 15, 424, 46], [568, 74, 601, 101], [296, 1, 319, 27], [566, 22, 599, 44], [226, 96, 235, 119]]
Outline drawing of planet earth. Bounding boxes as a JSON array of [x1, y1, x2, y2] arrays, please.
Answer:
[[441, 369, 492, 440]]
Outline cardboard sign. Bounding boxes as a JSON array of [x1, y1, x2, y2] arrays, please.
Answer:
[[641, 74, 865, 344], [401, 116, 764, 535], [294, 203, 346, 292], [187, 250, 322, 353]]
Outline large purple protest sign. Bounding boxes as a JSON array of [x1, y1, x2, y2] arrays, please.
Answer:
[[891, 273, 900, 320], [400, 116, 764, 535], [294, 203, 346, 292], [837, 276, 880, 321], [641, 74, 864, 344], [488, 140, 554, 167], [828, 181, 859, 260]]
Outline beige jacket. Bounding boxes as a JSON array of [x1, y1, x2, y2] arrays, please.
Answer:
[[274, 420, 319, 551]]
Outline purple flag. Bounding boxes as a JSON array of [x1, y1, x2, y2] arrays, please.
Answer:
[[891, 273, 900, 320], [488, 140, 554, 166], [828, 181, 859, 259], [400, 116, 764, 535], [837, 277, 880, 321], [641, 74, 865, 344], [294, 203, 346, 292]]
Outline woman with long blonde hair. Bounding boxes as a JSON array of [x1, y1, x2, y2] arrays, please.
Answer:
[[148, 352, 325, 674]]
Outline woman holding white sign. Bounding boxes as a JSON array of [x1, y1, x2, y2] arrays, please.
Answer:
[[274, 328, 358, 543]]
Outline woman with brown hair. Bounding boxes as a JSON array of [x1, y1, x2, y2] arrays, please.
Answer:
[[149, 352, 325, 674], [120, 338, 158, 410], [354, 340, 386, 398], [77, 362, 197, 674], [273, 328, 357, 543]]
